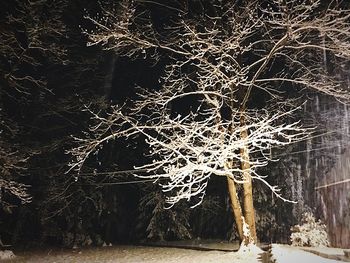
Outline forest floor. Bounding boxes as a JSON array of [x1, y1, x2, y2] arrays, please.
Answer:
[[2, 242, 350, 263]]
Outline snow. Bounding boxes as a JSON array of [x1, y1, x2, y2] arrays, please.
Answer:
[[235, 243, 264, 262], [8, 243, 349, 263], [302, 246, 346, 256], [271, 244, 349, 263], [10, 245, 263, 263], [0, 250, 16, 260]]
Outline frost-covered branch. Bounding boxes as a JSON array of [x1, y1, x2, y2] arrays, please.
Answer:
[[1, 0, 68, 97], [70, 0, 350, 209], [84, 0, 350, 101], [0, 139, 32, 204], [68, 102, 309, 207]]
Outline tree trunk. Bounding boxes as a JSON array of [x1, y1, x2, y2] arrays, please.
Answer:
[[227, 91, 257, 244], [240, 114, 257, 243], [226, 175, 244, 242]]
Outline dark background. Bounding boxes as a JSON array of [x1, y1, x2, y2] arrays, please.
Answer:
[[0, 0, 349, 248]]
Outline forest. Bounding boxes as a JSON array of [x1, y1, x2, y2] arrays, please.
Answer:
[[1, 0, 350, 256]]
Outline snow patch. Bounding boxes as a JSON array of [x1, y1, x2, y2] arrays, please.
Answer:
[[0, 250, 16, 260], [235, 243, 264, 263], [271, 244, 346, 263], [290, 212, 329, 247]]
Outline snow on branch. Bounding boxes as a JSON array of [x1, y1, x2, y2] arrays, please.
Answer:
[[72, 0, 350, 208], [83, 0, 350, 101], [68, 103, 309, 207], [0, 141, 32, 204]]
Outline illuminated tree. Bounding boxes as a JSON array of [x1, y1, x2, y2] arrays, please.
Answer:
[[70, 0, 350, 244]]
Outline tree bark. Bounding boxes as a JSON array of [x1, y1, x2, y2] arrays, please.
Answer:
[[240, 114, 257, 243], [226, 175, 244, 242], [227, 89, 257, 244]]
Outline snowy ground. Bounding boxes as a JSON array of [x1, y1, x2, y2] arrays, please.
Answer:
[[271, 244, 350, 263], [4, 245, 262, 263], [3, 243, 350, 263]]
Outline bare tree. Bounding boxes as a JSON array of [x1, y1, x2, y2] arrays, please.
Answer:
[[0, 0, 68, 99], [0, 0, 70, 223], [0, 144, 31, 206], [0, 113, 32, 207], [70, 0, 350, 244]]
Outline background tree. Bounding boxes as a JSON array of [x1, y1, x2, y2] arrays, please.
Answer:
[[0, 0, 68, 209], [0, 0, 112, 246], [0, 0, 67, 244], [0, 112, 31, 207]]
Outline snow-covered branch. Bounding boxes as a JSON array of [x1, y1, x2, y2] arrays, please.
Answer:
[[72, 0, 350, 209], [84, 0, 350, 101], [68, 102, 309, 207], [0, 139, 32, 204]]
